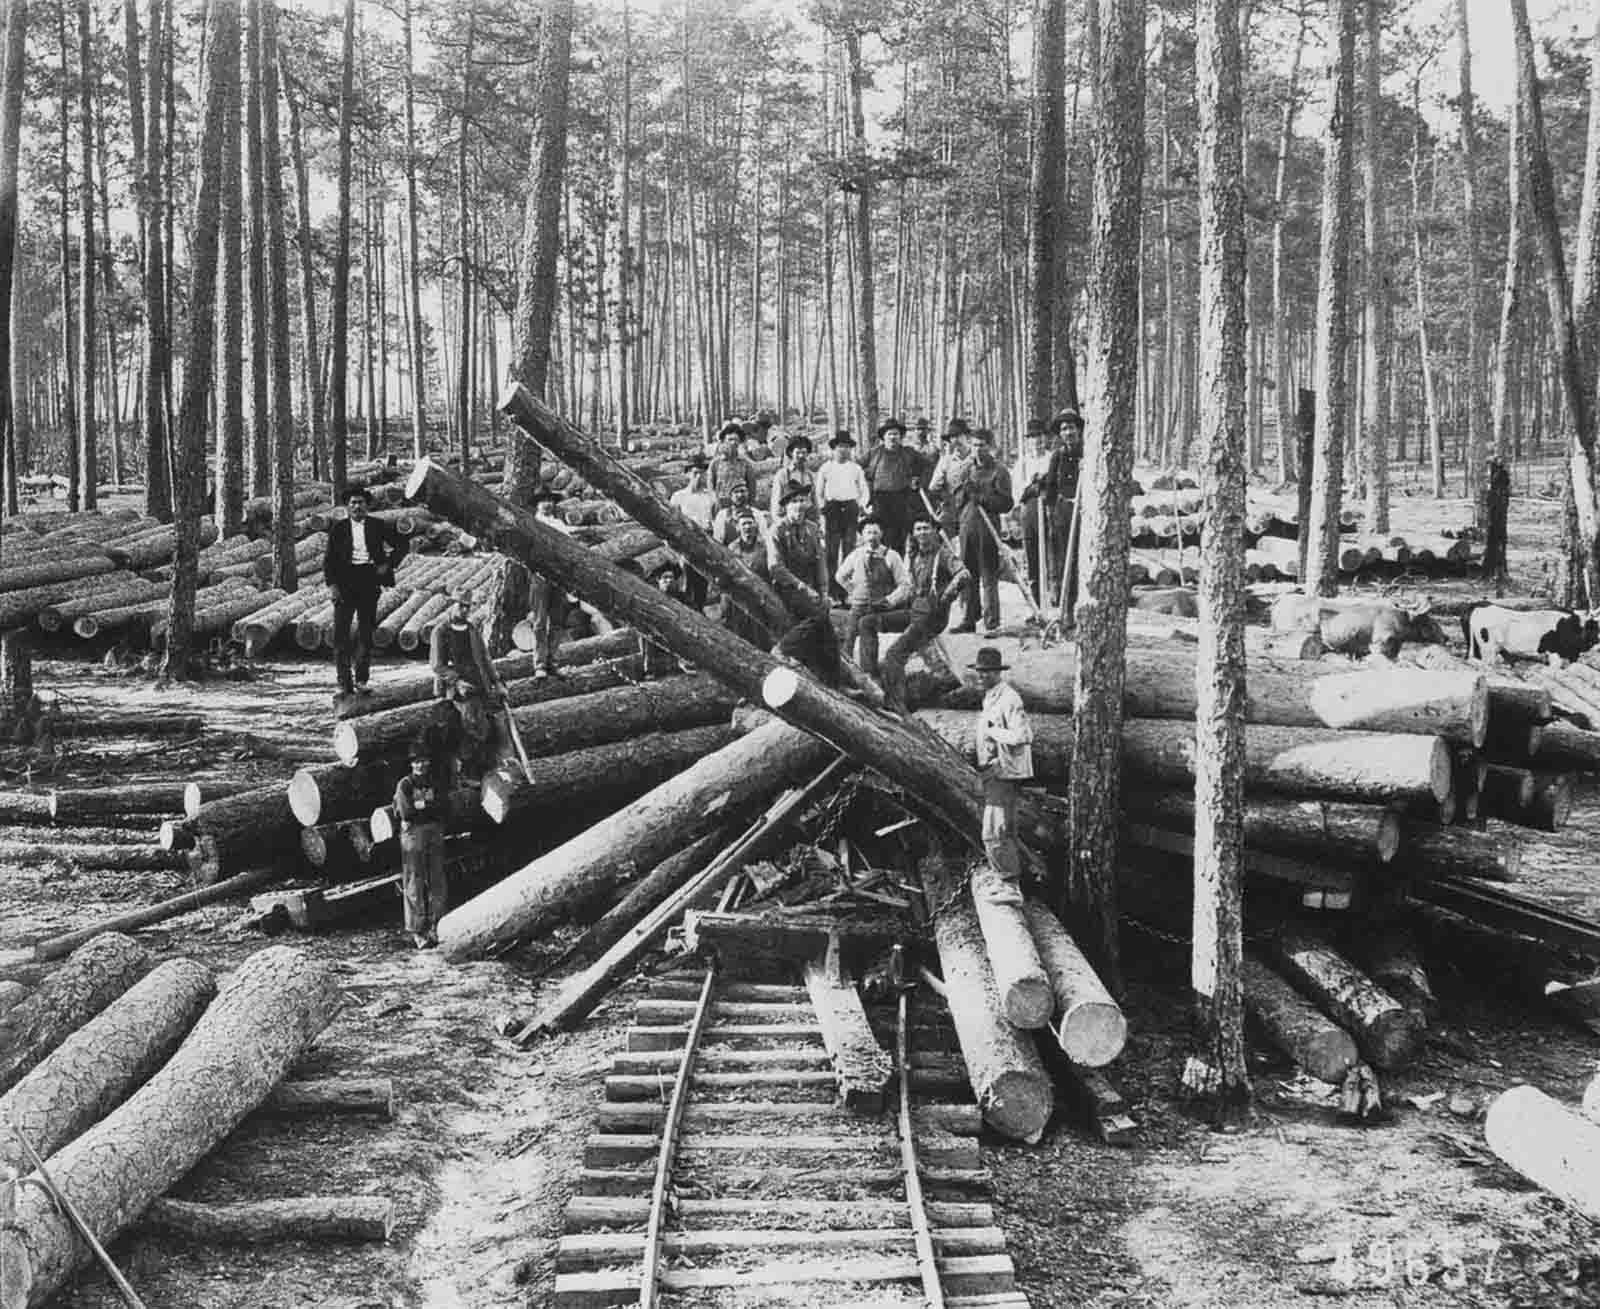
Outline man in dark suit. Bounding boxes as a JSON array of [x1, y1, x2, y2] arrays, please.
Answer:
[[323, 485, 403, 694]]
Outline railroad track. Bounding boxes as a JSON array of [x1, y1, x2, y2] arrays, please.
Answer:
[[554, 963, 1031, 1307]]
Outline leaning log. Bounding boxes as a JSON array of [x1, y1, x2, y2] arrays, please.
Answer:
[[1240, 955, 1359, 1083], [0, 934, 153, 1096], [805, 952, 896, 1114], [1269, 928, 1423, 1071], [0, 959, 215, 1171], [0, 946, 339, 1308], [438, 717, 835, 959], [1484, 1085, 1600, 1222], [1022, 901, 1127, 1067], [919, 851, 1053, 1144], [138, 1195, 397, 1244], [1123, 790, 1400, 864]]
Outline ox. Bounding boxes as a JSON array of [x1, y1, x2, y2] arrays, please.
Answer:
[[1270, 594, 1447, 659], [1462, 604, 1600, 666]]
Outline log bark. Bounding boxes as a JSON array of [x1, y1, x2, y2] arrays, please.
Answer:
[[48, 782, 207, 821], [0, 959, 215, 1171], [683, 909, 918, 965], [1241, 955, 1359, 1083], [1401, 823, 1521, 882], [0, 842, 186, 872], [804, 951, 896, 1114], [1123, 789, 1400, 863], [57, 712, 204, 740], [0, 552, 117, 591], [138, 1195, 396, 1243], [0, 982, 26, 1016], [26, 869, 280, 961], [1484, 1085, 1600, 1222], [1363, 924, 1438, 1021], [287, 762, 395, 829], [969, 891, 1052, 1030], [36, 577, 166, 631], [1269, 927, 1423, 1070], [333, 671, 730, 767], [1122, 611, 1323, 659], [1535, 721, 1600, 769], [1022, 900, 1127, 1066], [0, 946, 339, 1308], [0, 934, 152, 1096], [1123, 823, 1359, 893], [480, 725, 738, 826], [919, 851, 1053, 1144], [258, 1076, 395, 1119], [438, 717, 834, 958]]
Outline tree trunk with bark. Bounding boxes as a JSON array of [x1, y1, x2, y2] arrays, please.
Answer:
[[1022, 900, 1127, 1066], [74, 0, 96, 512], [0, 0, 26, 516], [244, 0, 269, 498], [327, 0, 356, 491], [1269, 926, 1422, 1070], [401, 0, 425, 456], [1456, 0, 1486, 490], [285, 74, 325, 481], [261, 0, 296, 593], [139, 1196, 395, 1244], [843, 26, 879, 444], [1269, 8, 1307, 485], [140, 0, 171, 521], [216, 0, 244, 536], [1359, 0, 1389, 532], [1026, 0, 1066, 422], [1241, 955, 1358, 1082]]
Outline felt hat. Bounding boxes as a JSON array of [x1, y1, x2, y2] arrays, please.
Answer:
[[786, 436, 813, 456], [972, 427, 996, 445], [915, 417, 931, 431], [647, 559, 683, 582], [1052, 406, 1083, 431], [969, 646, 1009, 672], [830, 430, 856, 449], [1025, 418, 1047, 436], [943, 418, 970, 439], [781, 485, 813, 506], [857, 510, 882, 528], [718, 420, 744, 438], [878, 417, 906, 436], [408, 738, 433, 762], [686, 453, 710, 470]]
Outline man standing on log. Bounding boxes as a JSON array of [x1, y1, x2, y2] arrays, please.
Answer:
[[816, 431, 870, 600], [429, 589, 509, 780], [526, 490, 574, 676], [836, 513, 911, 679], [972, 646, 1033, 905], [1015, 419, 1053, 607], [668, 455, 717, 611], [394, 743, 447, 949], [864, 418, 922, 554], [708, 422, 758, 508], [950, 430, 1014, 635], [1046, 407, 1084, 614], [881, 511, 970, 710], [324, 486, 403, 696]]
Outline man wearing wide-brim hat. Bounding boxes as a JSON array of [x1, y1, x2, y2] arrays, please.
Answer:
[[815, 430, 870, 601], [970, 645, 1033, 905], [524, 489, 575, 676], [1045, 406, 1085, 613], [669, 455, 718, 612], [864, 417, 921, 555], [429, 586, 510, 782]]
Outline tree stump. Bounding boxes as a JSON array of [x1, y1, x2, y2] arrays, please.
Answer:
[[1477, 456, 1510, 587]]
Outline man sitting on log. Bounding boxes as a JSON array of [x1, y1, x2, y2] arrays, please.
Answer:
[[394, 742, 447, 949], [881, 511, 970, 711], [324, 485, 404, 697], [972, 645, 1034, 905], [721, 509, 774, 648], [429, 588, 510, 781], [835, 513, 912, 681], [667, 455, 717, 611], [526, 490, 574, 677]]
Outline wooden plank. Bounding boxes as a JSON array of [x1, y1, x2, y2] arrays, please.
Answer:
[[574, 1165, 992, 1197], [634, 998, 816, 1024], [593, 1100, 982, 1135], [627, 1022, 824, 1050], [604, 1071, 839, 1100], [1068, 1065, 1139, 1145], [557, 1226, 1008, 1268], [648, 979, 805, 1002], [584, 1133, 978, 1169], [899, 987, 946, 1308], [609, 1048, 832, 1074], [561, 1196, 995, 1230], [553, 1253, 1015, 1303], [805, 955, 894, 1114]]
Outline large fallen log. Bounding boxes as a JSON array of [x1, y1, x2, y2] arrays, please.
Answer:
[[970, 888, 1052, 1030], [160, 780, 299, 880], [1534, 721, 1600, 769], [0, 946, 339, 1308], [919, 851, 1053, 1144], [1484, 1085, 1600, 1221], [1122, 790, 1401, 864], [287, 762, 395, 829], [0, 934, 153, 1096], [438, 717, 835, 959], [37, 576, 167, 632], [49, 782, 207, 822], [138, 1195, 397, 1244], [0, 959, 215, 1171], [480, 725, 738, 826], [1240, 955, 1359, 1083], [333, 672, 732, 768], [1401, 823, 1522, 882], [1269, 928, 1423, 1071], [1022, 901, 1127, 1066], [1123, 823, 1360, 893]]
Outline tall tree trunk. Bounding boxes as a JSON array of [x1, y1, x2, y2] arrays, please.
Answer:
[[1492, 96, 1523, 463], [1190, 0, 1249, 1112], [455, 0, 476, 473], [402, 0, 425, 457], [0, 0, 23, 516], [141, 0, 170, 521], [1064, 0, 1144, 988], [244, 0, 268, 498], [615, 0, 632, 444], [1456, 0, 1486, 493], [284, 74, 325, 484], [1359, 0, 1388, 532], [57, 1, 79, 506], [75, 0, 97, 510], [327, 0, 355, 492], [1572, 8, 1600, 393], [261, 0, 295, 592], [843, 26, 878, 443], [1301, 0, 1357, 598], [1027, 0, 1066, 422], [216, 0, 244, 535], [1512, 0, 1600, 603], [507, 0, 572, 503], [165, 0, 236, 679]]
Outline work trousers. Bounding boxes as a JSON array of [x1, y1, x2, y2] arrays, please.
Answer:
[[843, 605, 910, 678], [821, 503, 859, 601], [980, 775, 1023, 884], [332, 571, 381, 691], [526, 574, 567, 670], [957, 515, 1002, 629], [872, 488, 918, 555], [1020, 498, 1049, 607], [776, 614, 842, 688], [881, 602, 950, 707], [400, 821, 447, 936]]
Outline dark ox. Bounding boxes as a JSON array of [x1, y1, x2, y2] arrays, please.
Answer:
[[1270, 594, 1447, 659], [1463, 604, 1600, 665]]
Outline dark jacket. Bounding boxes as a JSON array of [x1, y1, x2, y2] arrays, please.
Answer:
[[324, 516, 403, 597]]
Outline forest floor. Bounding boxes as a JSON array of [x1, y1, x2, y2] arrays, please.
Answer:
[[4, 460, 1600, 1308]]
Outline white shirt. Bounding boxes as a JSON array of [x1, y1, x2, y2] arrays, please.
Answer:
[[349, 519, 370, 565], [815, 459, 870, 507], [669, 485, 718, 531], [977, 682, 1035, 780]]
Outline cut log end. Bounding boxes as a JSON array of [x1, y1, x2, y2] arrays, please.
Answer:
[[370, 806, 397, 846], [762, 664, 801, 710], [183, 783, 203, 821], [287, 769, 323, 828], [333, 723, 361, 768], [1058, 1001, 1130, 1070], [1426, 737, 1453, 803], [404, 459, 435, 501], [1376, 809, 1401, 863], [982, 1070, 1053, 1145]]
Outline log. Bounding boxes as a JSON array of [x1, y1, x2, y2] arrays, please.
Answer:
[[1022, 901, 1127, 1066], [258, 1077, 396, 1119], [333, 672, 733, 767], [1269, 928, 1423, 1071], [1535, 721, 1600, 769], [1401, 823, 1522, 882], [0, 580, 95, 629], [0, 551, 117, 592], [804, 949, 896, 1114], [25, 868, 280, 961], [152, 589, 285, 647], [287, 763, 396, 829], [0, 981, 26, 1015], [138, 1195, 397, 1244], [0, 934, 153, 1095], [1122, 822, 1359, 893], [1240, 955, 1359, 1083], [0, 791, 51, 825], [515, 756, 852, 1037], [0, 959, 216, 1171], [57, 712, 204, 740], [918, 851, 1053, 1144], [1363, 924, 1438, 1021], [969, 890, 1052, 1030], [1483, 1085, 1600, 1221], [50, 782, 209, 821], [0, 841, 186, 872], [1122, 790, 1400, 864], [235, 584, 330, 656], [1122, 612, 1323, 660], [405, 457, 1060, 866], [36, 576, 166, 632], [682, 909, 918, 965], [0, 946, 339, 1308]]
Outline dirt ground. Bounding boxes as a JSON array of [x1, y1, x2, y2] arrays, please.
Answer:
[[3, 465, 1600, 1308]]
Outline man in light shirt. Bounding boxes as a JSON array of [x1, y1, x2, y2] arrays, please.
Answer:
[[971, 645, 1033, 905], [834, 513, 911, 679], [668, 455, 717, 610], [815, 430, 870, 600]]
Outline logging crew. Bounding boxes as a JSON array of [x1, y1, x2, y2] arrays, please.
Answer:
[[668, 455, 717, 610], [429, 588, 510, 781], [1015, 419, 1054, 607], [394, 742, 447, 948], [324, 485, 404, 696], [721, 509, 773, 648], [769, 436, 816, 520], [709, 423, 759, 508], [880, 511, 970, 710], [526, 490, 574, 677], [971, 646, 1033, 906], [950, 429, 1014, 635], [835, 513, 912, 679], [1046, 406, 1085, 614], [769, 486, 829, 610], [816, 430, 871, 599], [864, 418, 922, 555]]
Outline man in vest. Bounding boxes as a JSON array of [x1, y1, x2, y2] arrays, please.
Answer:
[[881, 511, 970, 710], [834, 512, 911, 679], [815, 430, 870, 600], [950, 429, 1014, 635]]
